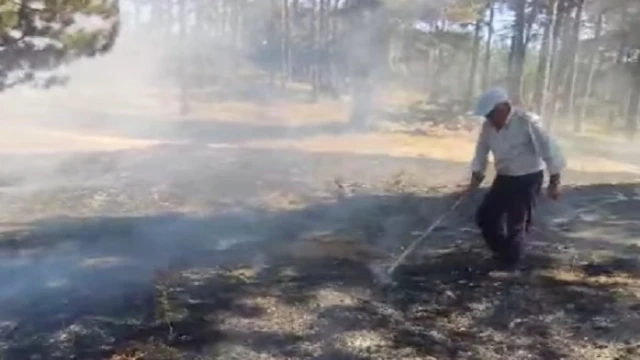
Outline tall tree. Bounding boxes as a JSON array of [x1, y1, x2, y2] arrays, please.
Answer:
[[533, 0, 559, 118], [626, 79, 640, 140], [319, 0, 328, 89], [507, 0, 527, 104], [481, 0, 495, 90], [281, 0, 291, 87], [178, 0, 190, 115], [310, 0, 319, 100], [577, 8, 603, 132], [268, 0, 277, 86], [615, 10, 630, 122], [565, 0, 585, 119], [232, 0, 244, 76], [466, 9, 483, 107], [548, 0, 569, 124]]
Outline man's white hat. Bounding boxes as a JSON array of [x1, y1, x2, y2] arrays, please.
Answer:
[[474, 87, 510, 117]]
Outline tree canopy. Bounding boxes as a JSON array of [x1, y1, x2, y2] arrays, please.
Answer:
[[36, 0, 638, 137], [0, 0, 119, 90]]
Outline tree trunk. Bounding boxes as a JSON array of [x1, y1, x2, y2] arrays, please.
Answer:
[[524, 0, 540, 47], [131, 1, 140, 30], [291, 0, 300, 81], [348, 10, 374, 129], [350, 74, 372, 129], [281, 0, 290, 87], [178, 0, 189, 115], [533, 0, 557, 116], [577, 10, 602, 132], [237, 1, 244, 52], [228, 1, 235, 39], [329, 0, 341, 96], [424, 49, 433, 94], [433, 47, 443, 95], [566, 0, 584, 121], [481, 0, 494, 90], [554, 4, 576, 116], [507, 32, 516, 88], [548, 1, 569, 123], [466, 15, 483, 108], [310, 0, 319, 101], [214, 0, 221, 39], [150, 0, 161, 33], [508, 0, 527, 105], [231, 0, 241, 77], [318, 0, 327, 90], [154, 0, 172, 36], [615, 11, 629, 120], [268, 0, 277, 86], [626, 85, 640, 140], [522, 0, 540, 102], [193, 0, 207, 88]]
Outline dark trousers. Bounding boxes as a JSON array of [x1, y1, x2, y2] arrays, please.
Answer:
[[475, 171, 543, 266]]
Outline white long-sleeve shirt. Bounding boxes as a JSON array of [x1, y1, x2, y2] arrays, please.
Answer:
[[471, 109, 566, 177]]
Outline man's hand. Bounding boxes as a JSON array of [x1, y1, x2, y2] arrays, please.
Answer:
[[547, 174, 561, 200], [547, 183, 560, 200], [469, 172, 485, 190], [454, 173, 483, 200]]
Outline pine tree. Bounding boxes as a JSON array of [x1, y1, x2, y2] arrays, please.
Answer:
[[0, 0, 119, 90]]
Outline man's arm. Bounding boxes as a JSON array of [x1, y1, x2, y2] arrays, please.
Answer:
[[527, 117, 566, 185], [470, 123, 490, 186]]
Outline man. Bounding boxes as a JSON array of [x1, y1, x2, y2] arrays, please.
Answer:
[[469, 88, 566, 270]]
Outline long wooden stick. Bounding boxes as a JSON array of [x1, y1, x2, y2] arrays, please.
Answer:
[[387, 192, 469, 276]]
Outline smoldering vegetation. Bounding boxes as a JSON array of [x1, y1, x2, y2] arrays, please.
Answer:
[[0, 140, 638, 359]]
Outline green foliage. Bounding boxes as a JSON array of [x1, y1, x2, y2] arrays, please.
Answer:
[[0, 2, 20, 29], [0, 0, 119, 90], [443, 0, 485, 24]]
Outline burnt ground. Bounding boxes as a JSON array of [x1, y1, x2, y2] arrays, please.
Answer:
[[0, 143, 638, 360]]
